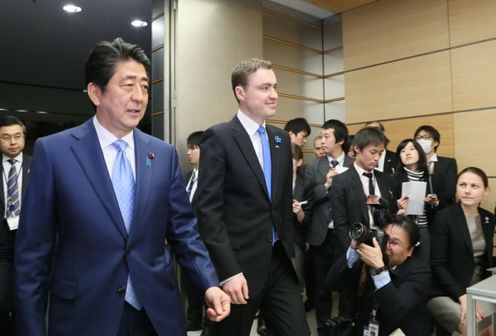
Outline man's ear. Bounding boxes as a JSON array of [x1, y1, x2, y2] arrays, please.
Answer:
[[87, 82, 102, 107], [234, 85, 245, 102]]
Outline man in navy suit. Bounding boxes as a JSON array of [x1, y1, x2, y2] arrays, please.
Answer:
[[14, 38, 229, 336], [0, 116, 31, 336], [196, 58, 309, 336]]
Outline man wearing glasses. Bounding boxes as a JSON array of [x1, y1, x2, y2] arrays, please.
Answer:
[[0, 115, 31, 336]]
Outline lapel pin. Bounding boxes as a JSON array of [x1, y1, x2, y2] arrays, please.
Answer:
[[146, 152, 156, 167], [274, 135, 282, 149], [484, 216, 489, 224]]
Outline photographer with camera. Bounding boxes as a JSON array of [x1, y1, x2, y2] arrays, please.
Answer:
[[326, 215, 431, 336]]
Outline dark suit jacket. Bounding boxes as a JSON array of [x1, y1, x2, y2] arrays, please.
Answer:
[[293, 173, 310, 247], [431, 203, 495, 300], [15, 120, 218, 336], [196, 116, 295, 298], [330, 166, 398, 252], [382, 149, 397, 175], [429, 156, 457, 209], [304, 155, 354, 246], [0, 154, 31, 259], [326, 253, 432, 336]]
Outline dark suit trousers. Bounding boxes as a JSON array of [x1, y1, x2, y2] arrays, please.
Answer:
[[117, 303, 157, 336], [212, 241, 310, 336], [312, 229, 338, 329], [0, 220, 16, 336]]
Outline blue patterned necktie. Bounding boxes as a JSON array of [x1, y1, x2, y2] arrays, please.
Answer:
[[186, 169, 197, 197], [6, 159, 20, 217], [111, 140, 141, 310], [257, 126, 278, 244]]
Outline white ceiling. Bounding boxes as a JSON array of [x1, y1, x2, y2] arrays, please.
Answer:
[[268, 0, 335, 19]]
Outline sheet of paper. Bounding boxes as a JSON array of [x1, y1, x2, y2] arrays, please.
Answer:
[[402, 181, 427, 216], [335, 165, 348, 174]]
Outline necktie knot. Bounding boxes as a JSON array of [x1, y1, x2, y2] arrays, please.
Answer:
[[330, 160, 339, 168], [257, 126, 266, 137], [7, 159, 16, 166], [363, 172, 373, 179], [112, 139, 128, 153]]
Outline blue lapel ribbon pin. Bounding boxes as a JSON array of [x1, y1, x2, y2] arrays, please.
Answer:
[[146, 152, 155, 167], [274, 135, 282, 149]]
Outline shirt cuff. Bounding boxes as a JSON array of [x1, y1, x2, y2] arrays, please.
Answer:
[[220, 272, 243, 287], [346, 247, 359, 268], [371, 270, 391, 290]]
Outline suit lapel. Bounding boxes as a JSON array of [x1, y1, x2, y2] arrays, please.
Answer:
[[129, 129, 152, 238], [21, 155, 32, 197], [230, 117, 270, 201], [0, 164, 4, 214], [318, 157, 329, 180], [454, 204, 473, 254], [70, 121, 127, 239], [351, 167, 369, 223]]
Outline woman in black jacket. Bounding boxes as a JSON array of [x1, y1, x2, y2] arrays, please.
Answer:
[[429, 167, 495, 335]]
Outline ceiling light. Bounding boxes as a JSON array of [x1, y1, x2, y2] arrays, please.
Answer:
[[131, 20, 148, 28], [16, 109, 28, 113], [63, 4, 82, 13]]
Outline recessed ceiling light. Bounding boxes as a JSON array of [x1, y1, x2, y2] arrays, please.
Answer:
[[36, 111, 48, 114], [131, 20, 148, 28], [16, 109, 28, 113], [63, 4, 82, 13]]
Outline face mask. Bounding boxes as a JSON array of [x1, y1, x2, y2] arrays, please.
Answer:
[[416, 138, 433, 154]]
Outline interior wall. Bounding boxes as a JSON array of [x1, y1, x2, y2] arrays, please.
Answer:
[[343, 0, 496, 212], [174, 0, 263, 169]]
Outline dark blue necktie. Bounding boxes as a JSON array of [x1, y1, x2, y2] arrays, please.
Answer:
[[257, 126, 278, 244], [6, 159, 19, 217], [330, 160, 339, 169], [111, 140, 141, 310]]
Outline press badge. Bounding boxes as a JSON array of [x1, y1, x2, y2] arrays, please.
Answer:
[[7, 216, 19, 230]]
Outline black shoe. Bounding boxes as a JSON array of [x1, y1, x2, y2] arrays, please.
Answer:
[[257, 315, 268, 336], [304, 299, 315, 312], [185, 319, 202, 332]]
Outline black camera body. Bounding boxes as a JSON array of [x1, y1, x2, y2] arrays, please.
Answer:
[[349, 222, 387, 251]]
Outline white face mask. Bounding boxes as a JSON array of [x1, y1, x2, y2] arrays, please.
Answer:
[[416, 138, 433, 154]]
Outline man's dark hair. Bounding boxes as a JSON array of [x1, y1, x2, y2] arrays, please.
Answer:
[[414, 125, 441, 152], [352, 127, 386, 152], [85, 37, 151, 91], [231, 58, 272, 101], [394, 139, 428, 176], [284, 118, 311, 136], [0, 115, 27, 135], [187, 131, 204, 148], [322, 119, 349, 152], [386, 214, 420, 248]]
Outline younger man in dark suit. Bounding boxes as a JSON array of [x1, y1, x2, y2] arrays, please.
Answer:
[[284, 117, 311, 148], [196, 58, 309, 336], [364, 121, 396, 175], [326, 215, 432, 336], [0, 116, 31, 336], [304, 119, 353, 334]]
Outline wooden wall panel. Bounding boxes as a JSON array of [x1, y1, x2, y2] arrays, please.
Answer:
[[448, 0, 496, 47], [275, 70, 323, 100], [275, 97, 325, 125], [451, 40, 496, 111], [343, 0, 449, 70], [263, 11, 322, 50], [345, 52, 453, 123], [264, 39, 322, 74], [454, 110, 496, 176], [347, 114, 455, 158]]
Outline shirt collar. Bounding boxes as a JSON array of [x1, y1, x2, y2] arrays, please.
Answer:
[[93, 116, 135, 151], [429, 153, 438, 162], [327, 152, 345, 166], [237, 110, 265, 136], [354, 162, 372, 176], [2, 153, 23, 163]]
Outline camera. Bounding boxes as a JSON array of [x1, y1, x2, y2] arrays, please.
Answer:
[[349, 222, 387, 251]]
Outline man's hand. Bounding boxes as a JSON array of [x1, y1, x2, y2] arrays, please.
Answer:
[[204, 287, 231, 322], [356, 237, 385, 269], [222, 273, 249, 304], [324, 168, 338, 189], [292, 200, 305, 223], [396, 194, 409, 214]]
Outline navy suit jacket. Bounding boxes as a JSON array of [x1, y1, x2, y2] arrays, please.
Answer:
[[14, 120, 218, 336], [196, 116, 296, 298]]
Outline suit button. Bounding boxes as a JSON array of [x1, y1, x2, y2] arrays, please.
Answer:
[[267, 235, 272, 243], [117, 286, 126, 294]]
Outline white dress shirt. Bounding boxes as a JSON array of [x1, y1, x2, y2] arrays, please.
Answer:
[[2, 152, 24, 217]]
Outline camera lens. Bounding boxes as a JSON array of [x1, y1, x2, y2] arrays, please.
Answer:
[[349, 222, 366, 240]]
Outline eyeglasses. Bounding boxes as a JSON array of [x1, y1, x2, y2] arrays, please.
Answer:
[[0, 133, 24, 142], [415, 134, 432, 140]]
